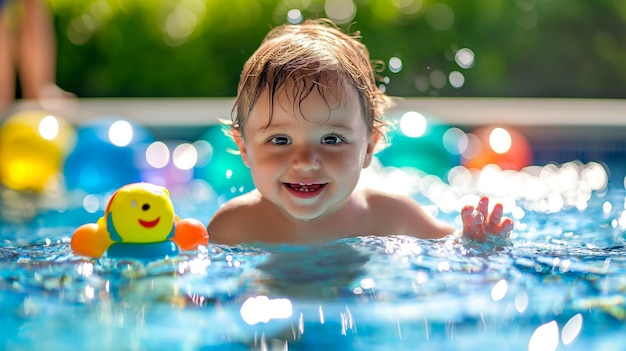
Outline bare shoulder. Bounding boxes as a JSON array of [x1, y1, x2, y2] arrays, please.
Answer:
[[360, 188, 454, 239], [360, 188, 425, 219], [207, 190, 263, 245]]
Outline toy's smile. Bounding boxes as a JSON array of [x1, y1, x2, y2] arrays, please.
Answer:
[[138, 217, 160, 228]]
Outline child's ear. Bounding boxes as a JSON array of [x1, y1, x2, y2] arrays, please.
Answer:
[[362, 131, 379, 168], [231, 128, 250, 167]]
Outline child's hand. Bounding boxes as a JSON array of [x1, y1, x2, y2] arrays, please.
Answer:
[[461, 197, 514, 242]]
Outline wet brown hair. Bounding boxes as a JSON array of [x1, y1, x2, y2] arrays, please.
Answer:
[[231, 18, 394, 140]]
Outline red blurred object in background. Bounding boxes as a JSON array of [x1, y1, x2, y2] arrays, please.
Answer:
[[462, 126, 533, 171]]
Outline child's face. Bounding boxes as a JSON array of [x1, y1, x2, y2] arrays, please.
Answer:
[[234, 80, 377, 222]]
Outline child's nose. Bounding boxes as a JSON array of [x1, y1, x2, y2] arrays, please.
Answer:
[[292, 147, 320, 171]]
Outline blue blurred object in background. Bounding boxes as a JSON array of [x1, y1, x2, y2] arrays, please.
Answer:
[[63, 117, 154, 194], [376, 111, 461, 178]]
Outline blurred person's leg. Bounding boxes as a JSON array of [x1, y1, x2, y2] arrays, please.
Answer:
[[18, 0, 60, 99], [0, 2, 16, 114], [18, 0, 75, 115]]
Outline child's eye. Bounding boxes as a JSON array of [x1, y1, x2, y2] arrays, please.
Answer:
[[321, 134, 345, 145], [268, 135, 291, 145]]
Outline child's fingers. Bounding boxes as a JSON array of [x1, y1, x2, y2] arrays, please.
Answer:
[[487, 203, 503, 231], [501, 218, 514, 235], [477, 197, 489, 221], [492, 218, 514, 238], [461, 205, 474, 218], [461, 205, 474, 231], [462, 205, 486, 241]]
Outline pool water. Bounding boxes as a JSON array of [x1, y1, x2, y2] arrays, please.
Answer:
[[1, 162, 625, 351]]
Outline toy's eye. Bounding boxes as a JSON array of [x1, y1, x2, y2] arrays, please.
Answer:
[[130, 200, 138, 208], [142, 203, 150, 211]]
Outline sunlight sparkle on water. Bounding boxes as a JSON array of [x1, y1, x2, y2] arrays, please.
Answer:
[[528, 320, 559, 351], [562, 314, 583, 345], [363, 157, 608, 217], [491, 279, 508, 301], [515, 291, 529, 312], [240, 296, 293, 325]]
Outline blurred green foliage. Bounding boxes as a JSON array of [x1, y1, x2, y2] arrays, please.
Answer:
[[48, 0, 626, 98]]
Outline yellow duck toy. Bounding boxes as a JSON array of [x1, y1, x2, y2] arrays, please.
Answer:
[[71, 183, 209, 259]]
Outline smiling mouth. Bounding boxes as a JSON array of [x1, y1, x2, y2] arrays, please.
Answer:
[[285, 183, 327, 195], [138, 217, 160, 228]]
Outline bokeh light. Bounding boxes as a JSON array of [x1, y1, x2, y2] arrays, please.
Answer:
[[146, 141, 170, 169], [376, 111, 460, 178], [389, 57, 403, 73], [489, 127, 512, 154], [287, 9, 303, 24], [429, 70, 447, 89], [425, 3, 454, 30], [160, 0, 206, 46], [39, 115, 60, 140], [462, 126, 533, 171], [448, 71, 465, 88], [455, 48, 475, 69], [442, 127, 468, 155], [392, 0, 422, 14], [142, 140, 197, 189], [325, 0, 356, 24], [172, 143, 198, 170], [399, 111, 426, 137], [108, 120, 133, 147]]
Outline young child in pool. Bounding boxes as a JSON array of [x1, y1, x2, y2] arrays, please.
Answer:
[[207, 19, 513, 245]]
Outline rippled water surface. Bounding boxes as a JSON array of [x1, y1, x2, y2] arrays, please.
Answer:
[[1, 163, 625, 350]]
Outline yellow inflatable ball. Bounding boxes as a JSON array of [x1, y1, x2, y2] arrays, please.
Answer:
[[0, 110, 76, 192]]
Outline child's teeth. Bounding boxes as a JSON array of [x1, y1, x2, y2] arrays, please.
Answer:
[[291, 183, 321, 192]]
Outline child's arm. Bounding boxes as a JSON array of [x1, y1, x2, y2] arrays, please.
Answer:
[[461, 196, 514, 241], [367, 190, 514, 242]]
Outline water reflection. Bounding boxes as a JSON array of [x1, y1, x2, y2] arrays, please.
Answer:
[[255, 241, 369, 297]]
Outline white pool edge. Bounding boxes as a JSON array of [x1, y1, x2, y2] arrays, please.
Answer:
[[9, 97, 626, 127]]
